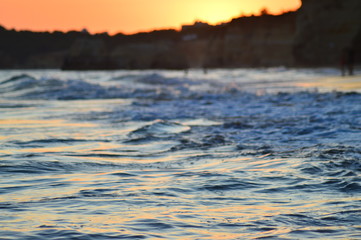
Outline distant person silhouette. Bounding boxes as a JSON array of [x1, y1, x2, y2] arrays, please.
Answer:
[[340, 47, 355, 76]]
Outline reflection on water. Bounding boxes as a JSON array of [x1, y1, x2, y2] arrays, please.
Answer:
[[0, 69, 360, 239], [296, 75, 361, 91]]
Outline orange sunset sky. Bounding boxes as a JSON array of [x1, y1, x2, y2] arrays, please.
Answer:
[[0, 0, 301, 35]]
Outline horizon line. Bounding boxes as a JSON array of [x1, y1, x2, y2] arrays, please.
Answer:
[[0, 8, 299, 36]]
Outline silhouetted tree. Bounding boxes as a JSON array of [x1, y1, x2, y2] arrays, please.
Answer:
[[260, 7, 270, 16]]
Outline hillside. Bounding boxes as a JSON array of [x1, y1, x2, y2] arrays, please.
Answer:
[[0, 0, 360, 69]]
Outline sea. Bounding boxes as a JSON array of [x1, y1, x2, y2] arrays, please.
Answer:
[[0, 68, 360, 240]]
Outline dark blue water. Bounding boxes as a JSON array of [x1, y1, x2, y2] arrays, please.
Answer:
[[0, 69, 360, 239]]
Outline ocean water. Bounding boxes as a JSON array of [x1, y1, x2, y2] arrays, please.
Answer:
[[0, 68, 360, 240]]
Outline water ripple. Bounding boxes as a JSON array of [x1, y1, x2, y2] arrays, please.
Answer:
[[1, 69, 360, 239]]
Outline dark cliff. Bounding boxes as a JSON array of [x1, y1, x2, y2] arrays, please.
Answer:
[[0, 27, 86, 68], [61, 12, 297, 70], [293, 0, 361, 66]]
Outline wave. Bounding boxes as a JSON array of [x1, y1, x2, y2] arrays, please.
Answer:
[[1, 72, 360, 101], [0, 73, 199, 100], [128, 120, 191, 138]]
